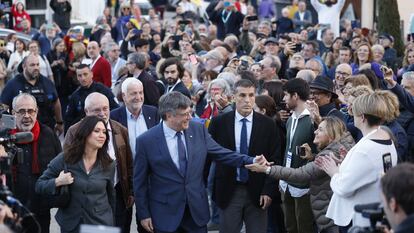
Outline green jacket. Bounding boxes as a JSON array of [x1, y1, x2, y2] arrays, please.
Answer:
[[283, 110, 316, 188]]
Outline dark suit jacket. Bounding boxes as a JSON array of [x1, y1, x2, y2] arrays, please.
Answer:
[[134, 121, 255, 232], [293, 10, 313, 32], [110, 105, 159, 129], [166, 81, 191, 99], [209, 111, 281, 209], [64, 119, 133, 207], [36, 153, 115, 232], [206, 1, 244, 40], [137, 71, 161, 106]]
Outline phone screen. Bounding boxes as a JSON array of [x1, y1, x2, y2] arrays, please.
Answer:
[[189, 54, 198, 65], [382, 153, 392, 173]]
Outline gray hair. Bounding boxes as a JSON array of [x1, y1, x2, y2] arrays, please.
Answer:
[[12, 93, 37, 111], [217, 72, 236, 91], [103, 41, 118, 55], [84, 92, 108, 110], [158, 92, 192, 120], [127, 52, 147, 70], [296, 69, 316, 84], [205, 79, 232, 100], [121, 78, 143, 94], [263, 55, 282, 73], [402, 71, 414, 81], [224, 35, 239, 51]]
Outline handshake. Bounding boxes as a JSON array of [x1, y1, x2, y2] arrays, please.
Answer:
[[248, 155, 274, 173]]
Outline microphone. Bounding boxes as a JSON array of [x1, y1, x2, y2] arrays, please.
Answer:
[[0, 132, 34, 144]]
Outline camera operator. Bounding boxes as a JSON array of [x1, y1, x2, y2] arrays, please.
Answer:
[[10, 93, 62, 233], [381, 163, 414, 233]]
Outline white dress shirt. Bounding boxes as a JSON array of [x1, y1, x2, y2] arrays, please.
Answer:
[[163, 122, 188, 170], [234, 111, 253, 181], [107, 123, 118, 186], [126, 107, 148, 159]]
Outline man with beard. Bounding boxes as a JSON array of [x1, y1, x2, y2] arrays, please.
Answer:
[[1, 54, 64, 135], [310, 0, 346, 40], [159, 57, 191, 99], [11, 93, 62, 233]]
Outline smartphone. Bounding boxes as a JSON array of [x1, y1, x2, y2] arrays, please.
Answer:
[[179, 20, 191, 25], [189, 54, 198, 65], [296, 146, 306, 157], [294, 43, 302, 53], [382, 153, 392, 173], [351, 20, 361, 29], [246, 15, 258, 21]]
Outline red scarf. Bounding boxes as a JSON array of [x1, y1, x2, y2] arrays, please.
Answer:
[[11, 121, 41, 174], [200, 103, 219, 119]]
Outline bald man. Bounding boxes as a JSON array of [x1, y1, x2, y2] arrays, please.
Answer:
[[65, 92, 134, 233], [334, 63, 352, 90], [84, 41, 112, 87]]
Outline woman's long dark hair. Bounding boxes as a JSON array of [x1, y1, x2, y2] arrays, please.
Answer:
[[64, 116, 113, 169]]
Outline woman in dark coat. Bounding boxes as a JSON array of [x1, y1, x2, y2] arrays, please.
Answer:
[[36, 116, 115, 233]]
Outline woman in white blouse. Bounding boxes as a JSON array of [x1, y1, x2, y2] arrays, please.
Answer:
[[7, 38, 29, 77], [316, 91, 398, 232]]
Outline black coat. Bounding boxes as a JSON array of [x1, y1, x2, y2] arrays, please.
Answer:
[[208, 111, 282, 209], [136, 71, 161, 107], [206, 1, 244, 40], [14, 123, 62, 213]]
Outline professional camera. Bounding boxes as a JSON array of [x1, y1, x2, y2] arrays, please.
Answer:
[[348, 203, 389, 233]]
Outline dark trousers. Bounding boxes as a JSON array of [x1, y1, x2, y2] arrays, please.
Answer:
[[281, 190, 314, 233], [155, 205, 207, 233], [115, 183, 133, 233], [219, 185, 267, 233]]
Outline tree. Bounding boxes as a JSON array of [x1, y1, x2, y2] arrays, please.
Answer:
[[377, 0, 404, 56]]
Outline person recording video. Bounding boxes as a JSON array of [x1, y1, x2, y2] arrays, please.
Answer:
[[381, 163, 414, 233]]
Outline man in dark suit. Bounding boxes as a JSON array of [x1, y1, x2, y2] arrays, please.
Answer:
[[134, 91, 270, 233], [206, 0, 244, 40], [209, 79, 281, 233], [124, 52, 160, 106], [111, 78, 159, 232], [159, 58, 191, 99], [293, 0, 313, 32], [65, 92, 133, 233]]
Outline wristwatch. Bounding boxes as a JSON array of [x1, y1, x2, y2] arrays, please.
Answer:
[[265, 167, 271, 175]]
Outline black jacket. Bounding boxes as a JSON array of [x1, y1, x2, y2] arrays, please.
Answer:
[[14, 123, 62, 213], [209, 111, 281, 209], [206, 1, 244, 40]]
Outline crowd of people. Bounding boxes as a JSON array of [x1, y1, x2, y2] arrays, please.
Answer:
[[0, 0, 413, 233]]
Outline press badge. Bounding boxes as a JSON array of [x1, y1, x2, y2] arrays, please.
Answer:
[[286, 151, 292, 168]]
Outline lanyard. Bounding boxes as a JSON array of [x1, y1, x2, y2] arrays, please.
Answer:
[[90, 55, 101, 69], [288, 117, 299, 151], [222, 10, 232, 23]]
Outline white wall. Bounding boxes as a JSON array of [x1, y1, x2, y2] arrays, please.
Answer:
[[71, 0, 106, 25]]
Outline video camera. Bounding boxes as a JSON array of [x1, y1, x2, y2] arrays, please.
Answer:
[[348, 203, 389, 233]]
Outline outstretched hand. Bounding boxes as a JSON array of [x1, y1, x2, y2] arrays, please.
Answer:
[[254, 155, 274, 166]]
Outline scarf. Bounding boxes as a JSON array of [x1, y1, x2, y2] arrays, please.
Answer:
[[200, 103, 219, 119], [11, 121, 41, 174]]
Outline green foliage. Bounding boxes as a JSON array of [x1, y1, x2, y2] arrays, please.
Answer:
[[377, 0, 404, 56]]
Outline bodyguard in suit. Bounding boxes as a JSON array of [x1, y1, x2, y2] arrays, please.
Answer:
[[134, 91, 271, 233], [209, 79, 281, 233], [65, 92, 134, 233], [159, 58, 192, 99]]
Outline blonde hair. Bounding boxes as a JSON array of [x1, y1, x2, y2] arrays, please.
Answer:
[[344, 74, 371, 88], [352, 90, 399, 125], [72, 42, 86, 60], [321, 116, 347, 142], [371, 44, 385, 54], [349, 85, 373, 98]]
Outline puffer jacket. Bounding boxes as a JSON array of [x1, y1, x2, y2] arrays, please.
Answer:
[[269, 132, 355, 231]]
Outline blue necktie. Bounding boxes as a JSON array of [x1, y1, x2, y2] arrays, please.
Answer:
[[238, 118, 249, 182], [176, 132, 187, 176]]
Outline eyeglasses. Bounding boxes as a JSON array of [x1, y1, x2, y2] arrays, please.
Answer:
[[335, 71, 351, 77], [122, 7, 131, 10], [15, 108, 37, 116]]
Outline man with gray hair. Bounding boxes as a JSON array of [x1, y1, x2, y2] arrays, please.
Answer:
[[11, 93, 62, 233], [104, 42, 126, 88], [65, 92, 134, 233], [296, 69, 316, 84], [124, 52, 160, 106], [134, 91, 271, 233], [260, 55, 281, 82]]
